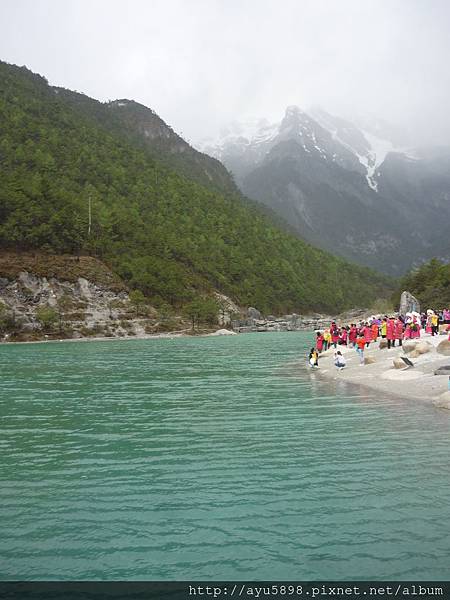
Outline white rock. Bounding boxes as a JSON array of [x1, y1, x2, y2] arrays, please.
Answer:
[[381, 370, 424, 381], [402, 341, 417, 354], [416, 341, 433, 355], [433, 391, 450, 409], [393, 357, 405, 369], [437, 339, 450, 356], [211, 329, 237, 336]]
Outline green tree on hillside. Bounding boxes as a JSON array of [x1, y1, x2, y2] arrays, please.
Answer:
[[183, 298, 219, 330], [395, 259, 450, 309], [0, 60, 393, 314]]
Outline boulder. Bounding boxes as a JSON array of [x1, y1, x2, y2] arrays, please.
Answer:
[[393, 358, 405, 369], [432, 391, 450, 410], [211, 329, 236, 336], [364, 356, 376, 365], [247, 307, 261, 320], [402, 341, 417, 354], [409, 350, 421, 358], [379, 339, 388, 350], [437, 339, 450, 356], [399, 291, 420, 316], [416, 341, 432, 355], [434, 365, 450, 375]]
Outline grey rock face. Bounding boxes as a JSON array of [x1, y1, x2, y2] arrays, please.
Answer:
[[0, 271, 132, 337], [247, 307, 261, 320], [399, 291, 420, 316]]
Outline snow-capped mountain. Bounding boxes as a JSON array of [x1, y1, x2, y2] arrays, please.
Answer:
[[196, 106, 450, 275], [199, 105, 410, 192]]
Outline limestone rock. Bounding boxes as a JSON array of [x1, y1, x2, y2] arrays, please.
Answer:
[[409, 350, 420, 358], [211, 329, 237, 336], [379, 339, 388, 350], [364, 356, 376, 365], [402, 341, 417, 354], [399, 291, 420, 316], [437, 339, 450, 356], [433, 391, 450, 410], [416, 341, 432, 355], [434, 365, 450, 375], [393, 357, 405, 369]]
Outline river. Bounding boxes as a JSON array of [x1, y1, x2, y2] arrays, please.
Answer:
[[0, 332, 449, 579]]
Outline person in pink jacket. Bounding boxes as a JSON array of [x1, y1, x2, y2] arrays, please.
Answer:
[[363, 323, 372, 347], [349, 324, 358, 347], [386, 317, 396, 349], [395, 318, 404, 347]]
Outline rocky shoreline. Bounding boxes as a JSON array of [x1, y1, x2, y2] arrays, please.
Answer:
[[308, 333, 450, 409]]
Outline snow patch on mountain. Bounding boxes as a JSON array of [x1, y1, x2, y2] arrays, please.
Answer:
[[197, 106, 417, 192]]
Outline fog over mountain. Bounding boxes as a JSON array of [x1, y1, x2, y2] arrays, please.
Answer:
[[199, 105, 450, 275], [1, 0, 450, 147]]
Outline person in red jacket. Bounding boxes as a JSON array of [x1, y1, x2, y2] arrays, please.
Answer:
[[395, 318, 404, 347], [386, 317, 396, 349], [371, 321, 379, 342], [363, 323, 372, 348], [316, 331, 324, 353], [330, 322, 339, 348], [349, 324, 358, 347]]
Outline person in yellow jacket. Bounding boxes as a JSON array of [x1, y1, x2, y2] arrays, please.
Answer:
[[380, 318, 387, 338], [323, 328, 332, 351], [431, 312, 439, 336]]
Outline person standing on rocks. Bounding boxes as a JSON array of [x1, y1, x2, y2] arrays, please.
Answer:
[[323, 328, 331, 351], [339, 327, 348, 345], [395, 318, 404, 347], [381, 318, 387, 339], [371, 320, 379, 342], [316, 331, 324, 353], [355, 332, 366, 365], [431, 311, 439, 336], [443, 308, 450, 324], [363, 322, 372, 348], [330, 322, 339, 348], [349, 324, 357, 347], [386, 317, 396, 349]]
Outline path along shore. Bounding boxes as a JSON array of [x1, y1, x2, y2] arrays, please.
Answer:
[[311, 333, 450, 408]]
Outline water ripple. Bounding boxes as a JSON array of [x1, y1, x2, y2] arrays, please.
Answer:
[[1, 333, 449, 579]]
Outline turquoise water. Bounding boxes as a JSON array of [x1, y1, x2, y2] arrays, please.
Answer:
[[0, 332, 449, 580]]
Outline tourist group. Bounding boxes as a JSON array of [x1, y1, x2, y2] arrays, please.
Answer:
[[309, 308, 450, 369]]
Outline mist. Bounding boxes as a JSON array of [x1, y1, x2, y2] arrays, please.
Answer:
[[1, 0, 449, 146]]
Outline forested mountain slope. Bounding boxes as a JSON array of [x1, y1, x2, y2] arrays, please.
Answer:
[[0, 61, 391, 313], [53, 87, 238, 197]]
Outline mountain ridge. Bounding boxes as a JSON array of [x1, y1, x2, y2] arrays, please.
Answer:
[[0, 60, 392, 314], [199, 105, 450, 275]]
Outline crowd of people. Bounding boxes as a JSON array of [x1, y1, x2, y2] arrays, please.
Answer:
[[308, 308, 450, 369]]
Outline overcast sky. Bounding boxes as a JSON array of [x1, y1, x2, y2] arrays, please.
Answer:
[[1, 0, 449, 145]]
